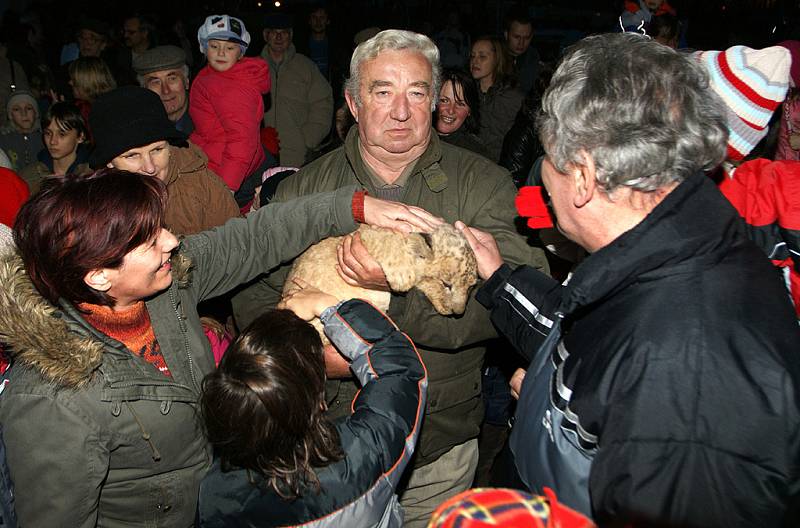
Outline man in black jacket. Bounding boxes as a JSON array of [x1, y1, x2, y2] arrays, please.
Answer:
[[456, 32, 800, 527]]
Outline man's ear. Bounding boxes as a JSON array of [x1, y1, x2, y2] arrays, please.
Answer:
[[84, 269, 113, 292], [572, 152, 597, 208], [344, 90, 359, 123], [262, 29, 270, 42]]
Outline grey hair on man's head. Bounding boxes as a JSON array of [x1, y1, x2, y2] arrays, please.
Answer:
[[345, 29, 442, 111], [538, 32, 728, 195]]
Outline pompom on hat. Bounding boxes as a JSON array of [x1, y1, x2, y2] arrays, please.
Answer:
[[197, 14, 251, 56], [696, 45, 791, 161]]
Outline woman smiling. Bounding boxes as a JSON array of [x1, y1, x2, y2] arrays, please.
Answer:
[[0, 169, 439, 527]]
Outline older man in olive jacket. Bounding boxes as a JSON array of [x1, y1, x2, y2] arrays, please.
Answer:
[[232, 29, 547, 527]]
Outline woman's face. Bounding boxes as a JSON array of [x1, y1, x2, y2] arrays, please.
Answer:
[[44, 120, 83, 162], [109, 140, 171, 182], [436, 80, 471, 136], [470, 40, 497, 85], [9, 101, 36, 133], [102, 228, 179, 310], [206, 39, 242, 72]]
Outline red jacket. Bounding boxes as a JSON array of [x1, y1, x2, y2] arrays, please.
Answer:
[[189, 57, 270, 192], [719, 159, 800, 316], [624, 0, 675, 16]]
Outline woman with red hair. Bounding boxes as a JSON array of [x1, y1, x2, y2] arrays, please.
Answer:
[[0, 169, 438, 527]]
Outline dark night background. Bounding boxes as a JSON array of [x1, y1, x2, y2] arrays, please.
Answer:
[[0, 0, 795, 87]]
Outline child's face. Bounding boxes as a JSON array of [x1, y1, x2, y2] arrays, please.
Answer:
[[44, 120, 83, 162], [206, 40, 242, 72], [9, 101, 36, 133]]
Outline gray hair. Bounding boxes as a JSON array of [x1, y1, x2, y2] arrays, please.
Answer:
[[345, 29, 442, 111], [538, 32, 728, 195], [136, 65, 191, 89]]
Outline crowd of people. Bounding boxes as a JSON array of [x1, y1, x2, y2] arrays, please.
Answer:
[[0, 1, 799, 527]]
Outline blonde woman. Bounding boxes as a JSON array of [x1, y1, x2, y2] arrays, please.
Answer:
[[67, 56, 116, 139], [469, 36, 523, 162]]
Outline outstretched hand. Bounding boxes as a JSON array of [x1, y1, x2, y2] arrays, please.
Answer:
[[455, 221, 504, 280], [363, 195, 443, 234], [278, 278, 339, 321]]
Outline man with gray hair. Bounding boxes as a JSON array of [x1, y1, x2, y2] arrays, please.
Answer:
[[458, 32, 800, 527], [134, 45, 194, 134], [233, 29, 547, 526]]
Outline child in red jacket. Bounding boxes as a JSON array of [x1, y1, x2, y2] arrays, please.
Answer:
[[190, 15, 270, 208]]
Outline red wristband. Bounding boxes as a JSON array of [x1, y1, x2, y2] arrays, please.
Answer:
[[352, 190, 367, 223]]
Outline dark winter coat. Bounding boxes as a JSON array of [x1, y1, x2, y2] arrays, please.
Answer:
[[477, 174, 800, 527], [199, 299, 427, 527]]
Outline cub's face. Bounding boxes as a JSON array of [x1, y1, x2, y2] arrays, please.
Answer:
[[416, 226, 478, 315]]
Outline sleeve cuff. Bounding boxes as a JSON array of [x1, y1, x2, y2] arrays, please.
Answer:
[[476, 264, 514, 309]]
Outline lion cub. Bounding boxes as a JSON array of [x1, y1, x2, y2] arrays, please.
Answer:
[[283, 224, 478, 340]]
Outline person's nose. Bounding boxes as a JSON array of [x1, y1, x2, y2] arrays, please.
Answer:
[[390, 94, 410, 121], [48, 134, 58, 146], [440, 101, 454, 115], [141, 154, 157, 175], [160, 82, 171, 95], [159, 228, 179, 253]]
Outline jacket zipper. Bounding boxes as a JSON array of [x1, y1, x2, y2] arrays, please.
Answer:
[[169, 288, 198, 389]]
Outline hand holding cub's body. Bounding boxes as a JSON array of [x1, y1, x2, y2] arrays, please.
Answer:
[[282, 224, 478, 344]]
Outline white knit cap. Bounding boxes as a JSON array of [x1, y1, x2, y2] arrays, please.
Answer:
[[696, 45, 791, 160]]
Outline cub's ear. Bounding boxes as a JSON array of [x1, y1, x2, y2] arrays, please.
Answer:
[[420, 232, 433, 250], [412, 233, 434, 260]]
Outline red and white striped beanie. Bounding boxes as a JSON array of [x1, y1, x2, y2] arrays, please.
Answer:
[[696, 45, 791, 160]]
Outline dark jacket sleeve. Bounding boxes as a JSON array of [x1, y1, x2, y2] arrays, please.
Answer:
[[476, 264, 563, 363], [322, 299, 427, 488]]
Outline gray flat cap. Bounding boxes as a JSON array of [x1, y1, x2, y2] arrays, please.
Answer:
[[133, 45, 187, 75]]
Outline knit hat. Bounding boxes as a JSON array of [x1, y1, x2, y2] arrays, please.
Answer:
[[197, 15, 250, 55], [133, 45, 187, 75], [6, 90, 40, 132], [429, 487, 595, 528], [88, 86, 185, 169], [778, 40, 800, 88], [696, 45, 791, 161]]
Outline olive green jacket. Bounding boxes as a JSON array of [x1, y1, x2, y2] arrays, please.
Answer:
[[233, 128, 548, 467], [0, 188, 358, 527]]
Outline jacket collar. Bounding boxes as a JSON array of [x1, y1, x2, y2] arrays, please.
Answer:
[[164, 143, 208, 186], [560, 174, 745, 314], [36, 143, 90, 174], [342, 126, 448, 192], [0, 249, 193, 388], [260, 43, 297, 69]]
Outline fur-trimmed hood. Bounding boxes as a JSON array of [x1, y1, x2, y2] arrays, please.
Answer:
[[0, 249, 193, 388]]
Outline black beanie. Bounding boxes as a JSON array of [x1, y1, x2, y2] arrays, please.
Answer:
[[89, 86, 186, 169]]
